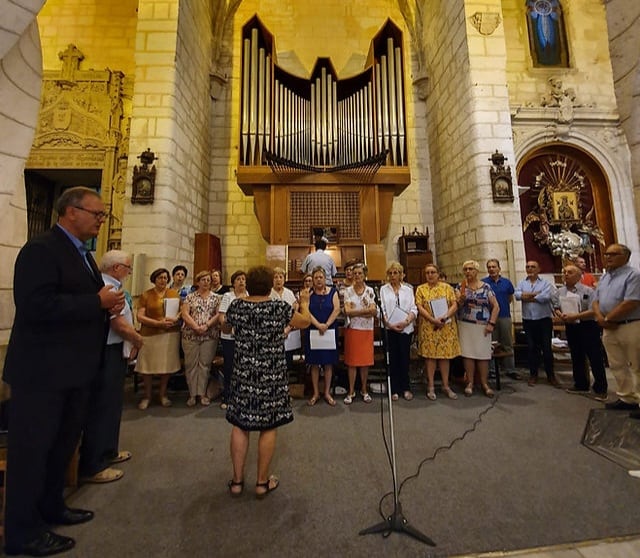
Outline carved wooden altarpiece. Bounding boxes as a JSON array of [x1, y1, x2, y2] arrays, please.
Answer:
[[26, 44, 131, 254]]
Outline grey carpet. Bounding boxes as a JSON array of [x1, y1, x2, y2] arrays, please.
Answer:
[[57, 370, 640, 558]]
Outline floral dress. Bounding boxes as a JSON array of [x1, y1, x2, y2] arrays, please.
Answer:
[[415, 281, 461, 359], [225, 298, 294, 431]]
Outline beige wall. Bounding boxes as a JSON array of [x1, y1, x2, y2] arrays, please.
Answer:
[[37, 0, 138, 77], [123, 0, 214, 283]]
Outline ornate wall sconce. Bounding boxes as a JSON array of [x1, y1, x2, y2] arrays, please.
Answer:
[[131, 148, 157, 205], [489, 150, 514, 203]]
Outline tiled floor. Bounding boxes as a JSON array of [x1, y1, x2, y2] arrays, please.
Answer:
[[458, 535, 640, 557]]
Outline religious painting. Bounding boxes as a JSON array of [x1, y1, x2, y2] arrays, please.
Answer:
[[552, 191, 578, 222]]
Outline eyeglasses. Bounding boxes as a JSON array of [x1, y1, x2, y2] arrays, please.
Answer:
[[73, 206, 109, 220], [117, 263, 132, 270]]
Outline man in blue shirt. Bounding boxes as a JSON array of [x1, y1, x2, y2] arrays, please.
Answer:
[[483, 259, 520, 380], [300, 238, 337, 285], [593, 243, 640, 417], [514, 260, 559, 387]]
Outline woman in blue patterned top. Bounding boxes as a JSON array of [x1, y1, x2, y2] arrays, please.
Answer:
[[225, 266, 311, 499], [457, 260, 500, 397]]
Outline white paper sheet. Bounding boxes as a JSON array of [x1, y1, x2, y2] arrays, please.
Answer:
[[284, 329, 302, 351], [309, 329, 336, 350], [164, 297, 180, 318], [429, 297, 449, 320], [559, 294, 581, 322]]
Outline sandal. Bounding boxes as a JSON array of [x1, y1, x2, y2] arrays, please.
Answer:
[[186, 396, 196, 407], [200, 396, 211, 406], [361, 392, 372, 404], [308, 395, 319, 406], [138, 398, 150, 410], [110, 450, 132, 464], [160, 396, 172, 407], [443, 387, 458, 400], [228, 479, 244, 498], [464, 384, 473, 397], [391, 393, 399, 401], [323, 394, 337, 406], [344, 393, 355, 405], [403, 391, 414, 401], [255, 475, 279, 499], [482, 384, 495, 398], [426, 389, 436, 401]]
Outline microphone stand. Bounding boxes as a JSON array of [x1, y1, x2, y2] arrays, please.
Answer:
[[359, 284, 436, 546]]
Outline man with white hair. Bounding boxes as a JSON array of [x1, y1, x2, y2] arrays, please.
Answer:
[[80, 250, 143, 483]]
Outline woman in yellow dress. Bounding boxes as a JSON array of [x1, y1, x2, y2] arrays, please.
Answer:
[[415, 263, 461, 400]]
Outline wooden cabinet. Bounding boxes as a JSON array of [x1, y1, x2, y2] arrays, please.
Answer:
[[398, 228, 432, 286]]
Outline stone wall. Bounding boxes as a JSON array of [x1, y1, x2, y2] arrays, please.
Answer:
[[37, 0, 138, 77], [422, 0, 523, 282], [122, 0, 214, 284], [605, 0, 640, 238]]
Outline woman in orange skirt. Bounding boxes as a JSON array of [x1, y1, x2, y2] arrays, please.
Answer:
[[343, 263, 378, 404]]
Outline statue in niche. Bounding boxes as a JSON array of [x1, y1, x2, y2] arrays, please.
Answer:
[[526, 0, 569, 67]]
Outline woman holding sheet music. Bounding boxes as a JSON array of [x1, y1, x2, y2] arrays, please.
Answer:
[[303, 267, 341, 406], [415, 263, 461, 401], [380, 262, 418, 401], [134, 268, 181, 410]]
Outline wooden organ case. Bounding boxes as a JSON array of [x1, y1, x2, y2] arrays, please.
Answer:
[[235, 16, 411, 280]]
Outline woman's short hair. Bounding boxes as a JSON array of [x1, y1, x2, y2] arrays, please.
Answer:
[[194, 270, 212, 283], [150, 268, 171, 283], [386, 261, 404, 275], [462, 260, 480, 271], [343, 258, 361, 270], [230, 270, 246, 285], [424, 263, 440, 273], [352, 262, 368, 275], [311, 266, 326, 278], [272, 267, 286, 276], [303, 273, 313, 283], [172, 265, 188, 277], [246, 266, 273, 296]]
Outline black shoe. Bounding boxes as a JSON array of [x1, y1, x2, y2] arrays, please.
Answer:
[[43, 507, 94, 526], [5, 531, 75, 556], [506, 372, 522, 380], [630, 410, 640, 420], [604, 399, 638, 411]]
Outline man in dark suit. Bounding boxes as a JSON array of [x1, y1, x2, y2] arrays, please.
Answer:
[[3, 186, 125, 556]]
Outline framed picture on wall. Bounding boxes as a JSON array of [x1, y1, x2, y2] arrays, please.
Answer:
[[551, 191, 579, 222]]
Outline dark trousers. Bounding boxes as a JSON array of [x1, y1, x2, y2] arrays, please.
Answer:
[[565, 321, 608, 393], [387, 330, 412, 395], [221, 338, 235, 403], [80, 343, 127, 476], [5, 386, 89, 547], [523, 317, 555, 379]]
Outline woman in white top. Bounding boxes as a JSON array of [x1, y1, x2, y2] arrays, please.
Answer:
[[218, 270, 248, 409], [270, 267, 299, 368], [343, 263, 378, 404], [379, 262, 418, 401]]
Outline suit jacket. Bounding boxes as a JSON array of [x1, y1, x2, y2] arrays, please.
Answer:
[[3, 226, 108, 391]]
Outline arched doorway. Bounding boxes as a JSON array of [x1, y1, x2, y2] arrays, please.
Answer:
[[517, 144, 615, 273]]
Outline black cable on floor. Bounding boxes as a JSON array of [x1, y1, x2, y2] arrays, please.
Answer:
[[376, 384, 517, 522]]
